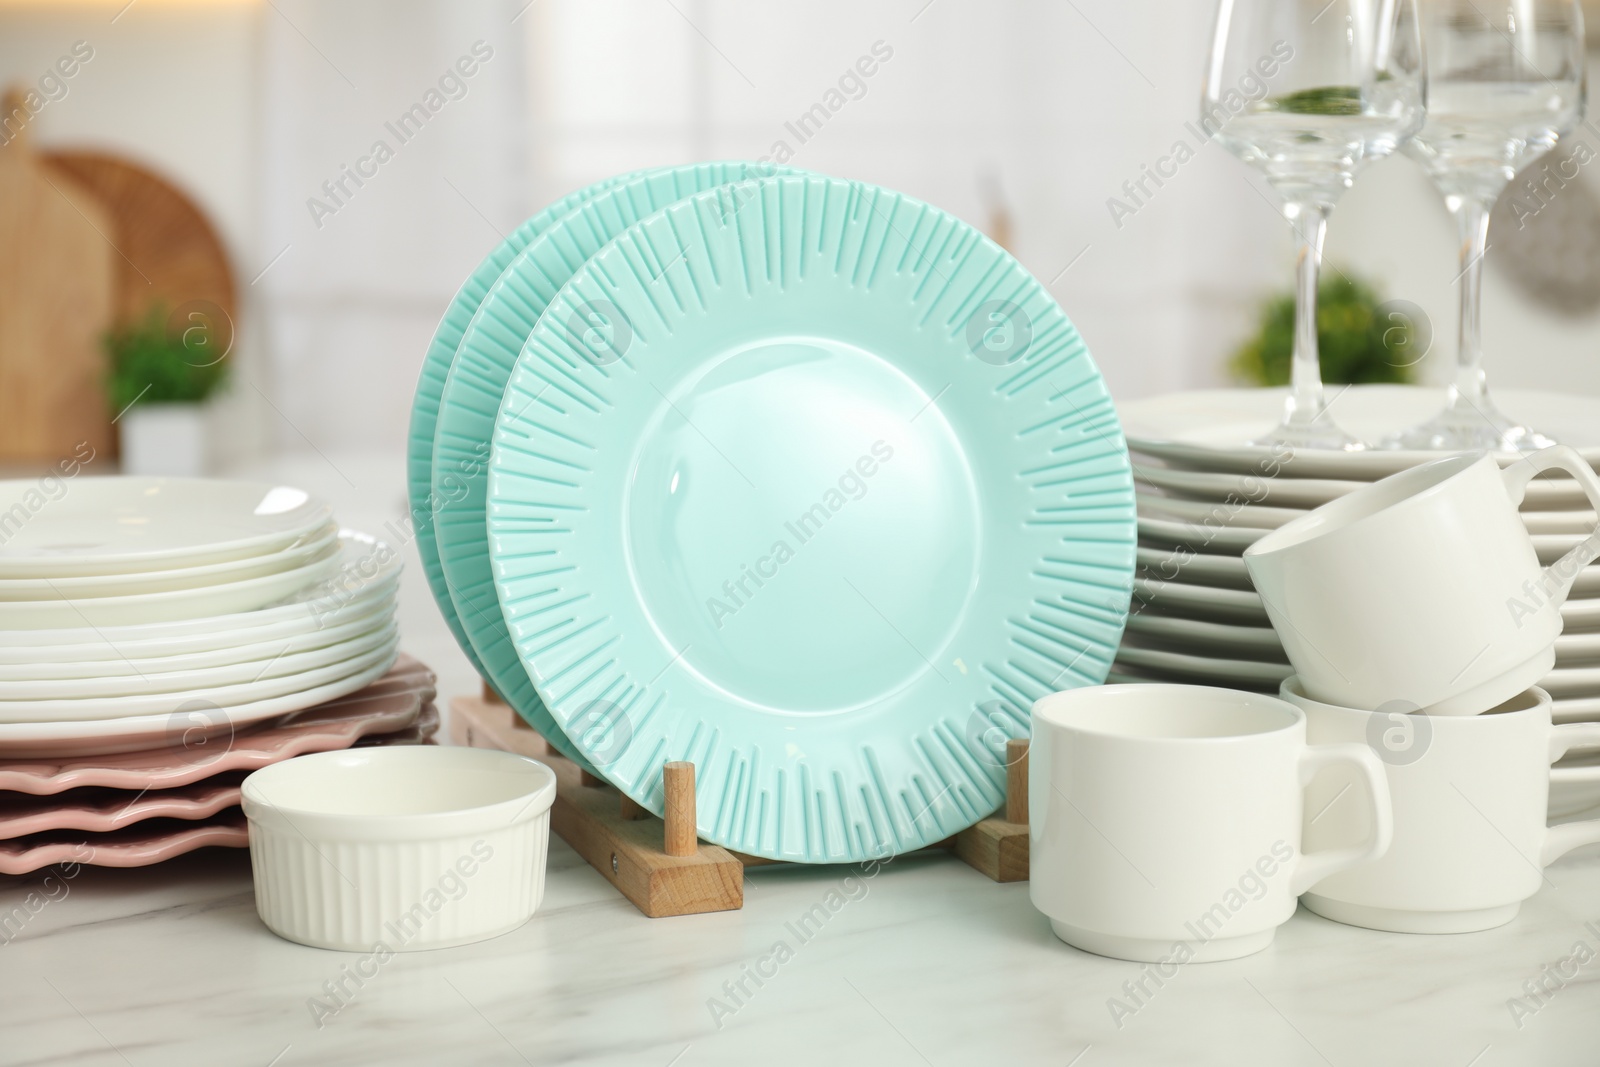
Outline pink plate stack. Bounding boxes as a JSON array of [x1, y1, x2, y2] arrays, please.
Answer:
[[0, 656, 438, 874]]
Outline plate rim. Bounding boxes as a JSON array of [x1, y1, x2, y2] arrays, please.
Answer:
[[0, 641, 401, 750], [0, 477, 334, 574], [406, 172, 639, 682]]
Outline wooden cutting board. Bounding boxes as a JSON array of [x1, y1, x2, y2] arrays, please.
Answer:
[[42, 149, 236, 335], [0, 89, 116, 464]]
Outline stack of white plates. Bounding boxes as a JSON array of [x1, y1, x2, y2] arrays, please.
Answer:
[[0, 478, 402, 758], [1116, 386, 1600, 817]]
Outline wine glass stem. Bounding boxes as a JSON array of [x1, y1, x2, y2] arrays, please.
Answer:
[[1286, 201, 1331, 426], [1450, 195, 1493, 412]]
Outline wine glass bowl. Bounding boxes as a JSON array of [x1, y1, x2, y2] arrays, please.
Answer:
[[1204, 0, 1426, 448]]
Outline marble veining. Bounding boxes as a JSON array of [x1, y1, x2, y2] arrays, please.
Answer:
[[2, 838, 1598, 1066]]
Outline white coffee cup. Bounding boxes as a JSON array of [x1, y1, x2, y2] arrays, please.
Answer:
[[1283, 677, 1600, 933], [1029, 684, 1393, 963], [1244, 447, 1600, 716]]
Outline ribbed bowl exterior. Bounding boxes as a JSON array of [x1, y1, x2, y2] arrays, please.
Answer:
[[248, 815, 549, 951]]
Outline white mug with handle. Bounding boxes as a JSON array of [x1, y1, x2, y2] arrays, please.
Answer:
[[1245, 447, 1600, 716], [1285, 678, 1600, 933], [1029, 684, 1393, 963]]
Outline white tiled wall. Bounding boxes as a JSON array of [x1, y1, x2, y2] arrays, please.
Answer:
[[5, 0, 1595, 462], [518, 0, 1285, 417]]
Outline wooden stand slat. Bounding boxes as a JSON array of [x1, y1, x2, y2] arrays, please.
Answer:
[[546, 756, 742, 917], [953, 739, 1032, 883], [619, 795, 649, 821], [953, 814, 1031, 883], [661, 762, 697, 857], [449, 695, 741, 917], [1005, 738, 1030, 825], [448, 694, 1030, 914]]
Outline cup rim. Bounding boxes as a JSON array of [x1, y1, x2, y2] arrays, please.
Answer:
[[1032, 683, 1304, 743], [1244, 451, 1488, 560], [1278, 675, 1551, 719]]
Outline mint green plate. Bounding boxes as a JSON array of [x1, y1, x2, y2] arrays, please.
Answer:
[[406, 173, 631, 684], [433, 162, 791, 768], [486, 175, 1135, 862]]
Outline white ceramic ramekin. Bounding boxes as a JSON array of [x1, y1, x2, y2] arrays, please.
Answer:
[[241, 746, 556, 951]]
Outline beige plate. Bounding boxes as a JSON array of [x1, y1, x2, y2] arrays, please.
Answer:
[[1115, 643, 1293, 687]]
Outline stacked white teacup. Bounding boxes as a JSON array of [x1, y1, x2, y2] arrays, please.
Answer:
[[1244, 446, 1600, 933], [1028, 446, 1600, 962]]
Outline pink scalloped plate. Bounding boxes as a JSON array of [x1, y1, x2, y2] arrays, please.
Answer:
[[0, 705, 439, 841], [353, 702, 439, 748], [0, 812, 249, 875], [0, 775, 244, 838], [0, 657, 436, 795]]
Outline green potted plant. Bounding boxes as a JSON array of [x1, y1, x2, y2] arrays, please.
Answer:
[[104, 302, 231, 476], [1230, 273, 1422, 387]]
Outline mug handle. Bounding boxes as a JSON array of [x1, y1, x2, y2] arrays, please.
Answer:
[[1289, 742, 1395, 896], [1501, 445, 1600, 606], [1550, 721, 1600, 763], [1541, 810, 1600, 867], [1542, 722, 1600, 864]]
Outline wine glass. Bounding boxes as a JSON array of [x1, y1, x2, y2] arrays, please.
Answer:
[[1383, 0, 1586, 452], [1203, 0, 1426, 448]]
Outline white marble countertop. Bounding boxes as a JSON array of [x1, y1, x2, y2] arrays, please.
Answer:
[[3, 836, 1599, 1066]]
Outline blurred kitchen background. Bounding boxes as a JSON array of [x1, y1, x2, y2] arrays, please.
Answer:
[[3, 0, 1599, 702]]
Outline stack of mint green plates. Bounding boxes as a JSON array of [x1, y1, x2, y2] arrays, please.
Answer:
[[410, 163, 1136, 861]]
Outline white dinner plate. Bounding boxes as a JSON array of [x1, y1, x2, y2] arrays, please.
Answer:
[[1565, 600, 1600, 629], [1132, 577, 1269, 624], [1137, 516, 1263, 555], [1138, 495, 1594, 563], [1548, 779, 1600, 818], [1534, 533, 1591, 566], [1553, 695, 1600, 723], [1135, 546, 1252, 590], [0, 602, 393, 681], [0, 532, 394, 631], [1523, 511, 1599, 534], [0, 478, 334, 577], [1103, 664, 1278, 693], [0, 632, 400, 723], [0, 644, 400, 757], [1136, 492, 1299, 530], [1139, 575, 1600, 631], [1115, 642, 1293, 687], [0, 619, 396, 702], [1120, 387, 1600, 479], [1135, 463, 1591, 512], [1138, 540, 1600, 598], [1135, 466, 1363, 510], [0, 522, 338, 602], [0, 543, 344, 629], [1575, 569, 1600, 599], [1539, 664, 1600, 699], [0, 533, 398, 657], [1123, 612, 1286, 659], [1557, 631, 1600, 663]]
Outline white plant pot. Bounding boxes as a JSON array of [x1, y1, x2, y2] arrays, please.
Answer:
[[119, 402, 209, 477]]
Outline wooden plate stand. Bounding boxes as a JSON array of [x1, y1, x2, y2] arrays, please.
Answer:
[[449, 688, 1030, 918]]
